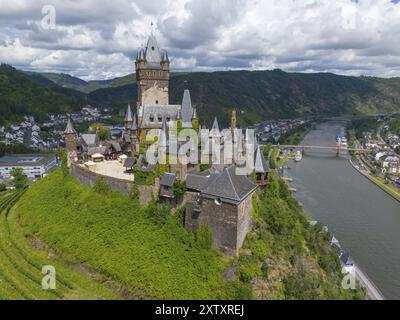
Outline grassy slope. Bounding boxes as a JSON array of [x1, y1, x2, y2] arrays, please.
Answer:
[[15, 171, 231, 299], [10, 169, 366, 300], [19, 66, 400, 127], [0, 190, 119, 300]]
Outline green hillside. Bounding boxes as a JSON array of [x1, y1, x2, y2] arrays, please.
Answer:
[[0, 65, 86, 124], [1, 169, 364, 300], [2, 64, 400, 127], [87, 70, 400, 127]]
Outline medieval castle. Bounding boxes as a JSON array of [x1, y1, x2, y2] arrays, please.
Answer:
[[64, 32, 270, 256]]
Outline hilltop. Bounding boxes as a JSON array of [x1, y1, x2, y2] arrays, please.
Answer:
[[0, 168, 365, 300], [1, 64, 400, 126]]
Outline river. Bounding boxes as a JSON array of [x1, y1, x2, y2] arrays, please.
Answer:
[[286, 121, 400, 299]]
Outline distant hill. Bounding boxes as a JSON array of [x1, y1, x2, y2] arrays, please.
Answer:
[[88, 70, 400, 127], [0, 64, 87, 124], [2, 64, 399, 126]]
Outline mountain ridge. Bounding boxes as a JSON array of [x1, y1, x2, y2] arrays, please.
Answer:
[[1, 64, 400, 126]]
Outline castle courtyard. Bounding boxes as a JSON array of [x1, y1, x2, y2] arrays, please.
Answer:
[[80, 160, 134, 182]]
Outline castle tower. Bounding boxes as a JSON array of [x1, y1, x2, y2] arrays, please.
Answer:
[[125, 104, 133, 132], [130, 113, 140, 155], [135, 33, 170, 109], [64, 118, 77, 167], [230, 109, 237, 130]]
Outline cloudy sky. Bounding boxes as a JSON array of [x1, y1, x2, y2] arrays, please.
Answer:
[[1, 0, 400, 80]]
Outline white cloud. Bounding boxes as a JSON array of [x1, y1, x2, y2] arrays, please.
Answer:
[[0, 0, 400, 79]]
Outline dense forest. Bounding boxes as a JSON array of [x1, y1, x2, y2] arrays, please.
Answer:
[[0, 65, 85, 124], [1, 64, 400, 127]]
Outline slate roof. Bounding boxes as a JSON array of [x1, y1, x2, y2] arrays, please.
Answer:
[[339, 251, 354, 266], [125, 104, 133, 122], [123, 157, 136, 169], [140, 105, 181, 129], [144, 34, 161, 67], [181, 89, 193, 127], [186, 173, 211, 191], [123, 133, 131, 143], [160, 173, 176, 187], [196, 165, 257, 204], [111, 142, 122, 152], [64, 118, 76, 134], [254, 147, 270, 173], [87, 146, 107, 156], [131, 113, 137, 130], [80, 134, 97, 147]]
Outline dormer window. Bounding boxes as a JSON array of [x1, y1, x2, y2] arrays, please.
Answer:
[[150, 115, 154, 122], [158, 116, 162, 122]]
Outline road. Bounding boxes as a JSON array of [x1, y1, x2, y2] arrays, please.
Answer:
[[354, 263, 385, 300]]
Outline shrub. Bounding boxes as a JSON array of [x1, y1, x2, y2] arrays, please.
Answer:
[[11, 168, 29, 189], [196, 225, 212, 250], [173, 180, 187, 199], [93, 177, 110, 194]]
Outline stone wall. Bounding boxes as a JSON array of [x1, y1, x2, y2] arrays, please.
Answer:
[[185, 192, 253, 256], [71, 163, 160, 206], [138, 178, 160, 206], [71, 163, 133, 195]]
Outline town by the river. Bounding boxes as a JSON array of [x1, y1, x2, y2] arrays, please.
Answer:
[[286, 121, 400, 299]]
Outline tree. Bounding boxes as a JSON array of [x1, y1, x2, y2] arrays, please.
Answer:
[[11, 168, 29, 189], [58, 149, 69, 177], [89, 123, 110, 141], [0, 183, 6, 192], [173, 180, 187, 200]]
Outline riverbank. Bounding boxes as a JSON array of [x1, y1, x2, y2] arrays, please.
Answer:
[[349, 157, 400, 203], [354, 263, 385, 300], [284, 166, 382, 300], [286, 121, 400, 299]]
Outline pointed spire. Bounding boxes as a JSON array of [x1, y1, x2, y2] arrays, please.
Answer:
[[158, 117, 168, 147], [254, 146, 269, 173], [192, 106, 197, 120], [64, 118, 76, 134], [209, 117, 221, 138], [125, 104, 133, 122], [145, 34, 161, 65], [162, 50, 169, 62], [211, 117, 220, 131], [181, 89, 193, 125], [131, 113, 137, 130]]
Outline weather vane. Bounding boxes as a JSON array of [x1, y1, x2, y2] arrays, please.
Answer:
[[150, 21, 155, 35]]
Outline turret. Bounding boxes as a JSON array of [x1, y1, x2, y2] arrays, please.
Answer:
[[125, 104, 133, 131], [161, 50, 170, 70], [64, 118, 78, 167], [230, 109, 237, 130]]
